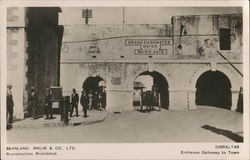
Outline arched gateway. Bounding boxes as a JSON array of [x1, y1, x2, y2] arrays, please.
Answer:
[[82, 76, 106, 109], [195, 71, 232, 109], [82, 76, 105, 92], [133, 71, 169, 109], [189, 64, 241, 110]]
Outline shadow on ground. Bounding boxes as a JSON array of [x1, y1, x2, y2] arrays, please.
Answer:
[[201, 125, 243, 142], [134, 106, 163, 113]]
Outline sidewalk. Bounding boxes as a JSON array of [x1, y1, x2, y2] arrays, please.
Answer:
[[11, 110, 108, 129]]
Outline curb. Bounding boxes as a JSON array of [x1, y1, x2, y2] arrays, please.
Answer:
[[11, 112, 109, 129]]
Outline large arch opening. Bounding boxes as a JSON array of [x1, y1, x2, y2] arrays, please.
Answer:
[[133, 71, 169, 109], [82, 76, 106, 109], [195, 71, 232, 109]]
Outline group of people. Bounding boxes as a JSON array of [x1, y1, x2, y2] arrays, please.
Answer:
[[6, 85, 107, 123], [28, 87, 106, 119], [27, 87, 53, 120], [70, 88, 106, 118]]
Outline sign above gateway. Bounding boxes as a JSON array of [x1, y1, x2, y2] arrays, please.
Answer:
[[125, 39, 172, 55]]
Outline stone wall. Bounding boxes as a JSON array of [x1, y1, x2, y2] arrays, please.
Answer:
[[7, 7, 26, 119], [7, 7, 63, 118], [60, 14, 243, 112], [61, 24, 173, 60], [61, 61, 242, 112], [172, 14, 242, 60]]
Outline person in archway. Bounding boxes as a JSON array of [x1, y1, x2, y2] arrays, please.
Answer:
[[29, 87, 38, 119], [44, 88, 53, 119], [93, 91, 99, 110], [88, 90, 93, 110], [6, 84, 14, 124], [100, 89, 106, 110], [80, 90, 89, 118], [70, 88, 79, 117], [145, 90, 154, 112]]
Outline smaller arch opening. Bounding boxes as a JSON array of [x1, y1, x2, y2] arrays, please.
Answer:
[[82, 76, 106, 110], [133, 71, 169, 110], [82, 76, 104, 92], [195, 71, 232, 109]]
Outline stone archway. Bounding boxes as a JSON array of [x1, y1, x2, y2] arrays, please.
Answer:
[[195, 71, 232, 109], [133, 71, 169, 109], [125, 64, 172, 91], [82, 76, 106, 109], [82, 76, 105, 92], [190, 64, 240, 91], [125, 64, 172, 110], [189, 64, 241, 110]]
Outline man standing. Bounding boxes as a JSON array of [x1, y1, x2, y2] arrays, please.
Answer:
[[29, 87, 38, 119], [100, 90, 106, 110], [93, 91, 99, 110], [88, 90, 93, 110], [6, 84, 14, 124], [44, 88, 53, 119], [80, 90, 89, 118], [70, 88, 79, 117]]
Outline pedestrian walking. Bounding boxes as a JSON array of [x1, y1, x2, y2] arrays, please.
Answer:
[[70, 88, 79, 117], [29, 87, 38, 119], [44, 88, 53, 119], [80, 90, 89, 118], [6, 84, 14, 124]]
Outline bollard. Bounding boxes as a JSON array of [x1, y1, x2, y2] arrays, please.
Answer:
[[60, 98, 64, 121], [236, 87, 243, 113], [63, 96, 70, 125]]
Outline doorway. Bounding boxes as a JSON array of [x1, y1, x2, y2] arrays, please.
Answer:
[[82, 76, 106, 109], [133, 71, 169, 109], [195, 71, 232, 109]]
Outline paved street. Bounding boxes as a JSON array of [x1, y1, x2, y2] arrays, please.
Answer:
[[7, 106, 243, 143]]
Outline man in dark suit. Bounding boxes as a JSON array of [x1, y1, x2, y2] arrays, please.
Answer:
[[29, 87, 38, 119], [6, 84, 14, 124], [70, 88, 79, 117], [80, 90, 89, 118], [44, 88, 53, 119]]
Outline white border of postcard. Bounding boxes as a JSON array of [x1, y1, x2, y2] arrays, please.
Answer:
[[1, 0, 249, 159]]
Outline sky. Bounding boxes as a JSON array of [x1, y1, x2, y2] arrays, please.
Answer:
[[59, 7, 242, 25]]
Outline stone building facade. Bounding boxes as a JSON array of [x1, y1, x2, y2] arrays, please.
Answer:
[[7, 7, 62, 119], [7, 7, 27, 119], [6, 10, 243, 119], [60, 14, 243, 112]]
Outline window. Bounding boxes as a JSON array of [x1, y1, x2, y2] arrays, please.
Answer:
[[219, 28, 231, 50]]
